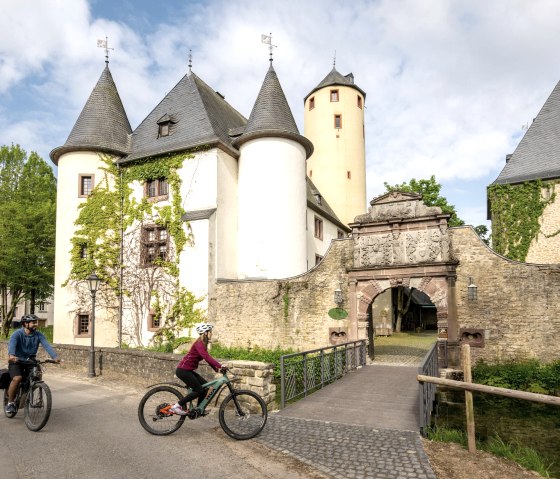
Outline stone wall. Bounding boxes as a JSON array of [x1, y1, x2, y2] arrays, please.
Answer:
[[452, 226, 560, 364], [211, 239, 354, 351], [0, 342, 276, 406]]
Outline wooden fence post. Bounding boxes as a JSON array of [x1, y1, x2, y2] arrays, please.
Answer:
[[461, 344, 476, 453]]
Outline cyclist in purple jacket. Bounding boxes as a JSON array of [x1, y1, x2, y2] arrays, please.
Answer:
[[170, 323, 225, 415]]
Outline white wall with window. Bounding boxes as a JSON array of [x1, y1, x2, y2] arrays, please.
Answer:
[[305, 208, 347, 270]]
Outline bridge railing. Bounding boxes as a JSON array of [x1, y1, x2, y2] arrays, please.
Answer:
[[280, 340, 367, 409], [418, 341, 439, 436]]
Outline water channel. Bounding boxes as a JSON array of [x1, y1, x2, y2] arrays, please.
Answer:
[[434, 389, 560, 478]]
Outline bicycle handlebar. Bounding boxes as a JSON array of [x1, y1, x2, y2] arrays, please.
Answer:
[[15, 358, 60, 366]]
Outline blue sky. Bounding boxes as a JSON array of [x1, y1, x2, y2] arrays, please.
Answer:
[[2, 0, 560, 228]]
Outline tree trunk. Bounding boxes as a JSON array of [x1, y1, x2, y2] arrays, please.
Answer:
[[394, 286, 413, 333]]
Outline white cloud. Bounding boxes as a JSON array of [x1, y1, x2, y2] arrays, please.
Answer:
[[1, 0, 560, 226]]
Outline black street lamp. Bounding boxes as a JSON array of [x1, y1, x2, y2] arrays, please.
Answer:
[[87, 272, 101, 378]]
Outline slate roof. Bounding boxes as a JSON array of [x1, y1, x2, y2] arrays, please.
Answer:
[[120, 71, 247, 164], [493, 79, 560, 185], [307, 178, 350, 232], [233, 63, 313, 158], [304, 66, 366, 102], [50, 65, 132, 165]]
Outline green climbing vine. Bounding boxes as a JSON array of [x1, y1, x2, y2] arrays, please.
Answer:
[[488, 180, 557, 261], [68, 151, 205, 346]]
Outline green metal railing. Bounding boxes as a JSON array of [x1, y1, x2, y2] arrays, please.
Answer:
[[280, 340, 367, 409]]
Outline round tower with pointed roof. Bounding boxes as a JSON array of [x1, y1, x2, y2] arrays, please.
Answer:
[[234, 63, 313, 279], [304, 67, 366, 226], [50, 64, 131, 345]]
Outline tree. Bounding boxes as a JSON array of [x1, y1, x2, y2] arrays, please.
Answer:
[[0, 145, 56, 337], [474, 225, 490, 245], [384, 175, 465, 227]]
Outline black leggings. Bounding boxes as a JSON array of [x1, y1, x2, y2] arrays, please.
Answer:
[[175, 368, 208, 408]]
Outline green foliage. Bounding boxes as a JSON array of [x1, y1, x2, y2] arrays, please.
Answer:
[[474, 225, 490, 245], [70, 152, 191, 287], [150, 288, 206, 350], [488, 181, 556, 261], [0, 144, 56, 337], [426, 426, 467, 446], [38, 325, 53, 343], [473, 360, 560, 396], [210, 344, 295, 382], [427, 427, 553, 477], [484, 436, 552, 477], [384, 175, 465, 227]]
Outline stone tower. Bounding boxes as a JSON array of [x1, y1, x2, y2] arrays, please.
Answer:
[[304, 67, 367, 226], [50, 64, 131, 345], [234, 62, 313, 279]]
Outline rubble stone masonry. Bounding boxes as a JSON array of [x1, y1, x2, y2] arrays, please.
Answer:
[[452, 226, 560, 364]]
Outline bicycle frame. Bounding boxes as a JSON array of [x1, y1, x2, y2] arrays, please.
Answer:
[[145, 372, 241, 410]]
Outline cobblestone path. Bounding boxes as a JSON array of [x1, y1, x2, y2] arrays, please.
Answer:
[[257, 415, 437, 479]]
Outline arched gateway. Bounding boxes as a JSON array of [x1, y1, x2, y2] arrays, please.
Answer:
[[347, 192, 458, 363]]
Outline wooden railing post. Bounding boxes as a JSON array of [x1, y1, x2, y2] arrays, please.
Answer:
[[461, 344, 476, 453]]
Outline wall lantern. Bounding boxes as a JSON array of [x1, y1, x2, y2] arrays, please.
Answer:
[[333, 280, 344, 306], [467, 277, 478, 301]]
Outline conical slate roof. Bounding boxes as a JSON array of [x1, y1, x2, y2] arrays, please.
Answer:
[[121, 71, 247, 163], [304, 66, 366, 102], [493, 79, 560, 184], [233, 63, 313, 158], [50, 65, 132, 164]]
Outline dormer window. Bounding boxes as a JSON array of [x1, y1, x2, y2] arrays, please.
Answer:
[[157, 114, 176, 138], [314, 193, 322, 205], [159, 123, 170, 137]]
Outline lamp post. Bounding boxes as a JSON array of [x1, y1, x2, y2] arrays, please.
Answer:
[[87, 272, 101, 378]]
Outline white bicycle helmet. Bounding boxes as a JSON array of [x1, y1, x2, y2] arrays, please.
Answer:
[[195, 323, 213, 335]]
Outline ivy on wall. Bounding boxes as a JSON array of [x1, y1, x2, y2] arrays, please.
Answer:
[[68, 151, 205, 345], [488, 180, 556, 262]]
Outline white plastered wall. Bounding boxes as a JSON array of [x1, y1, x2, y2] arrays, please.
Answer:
[[53, 151, 118, 346], [238, 137, 307, 279], [305, 208, 345, 269]]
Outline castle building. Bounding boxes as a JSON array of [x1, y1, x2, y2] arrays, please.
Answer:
[[50, 57, 365, 347], [489, 79, 560, 263]]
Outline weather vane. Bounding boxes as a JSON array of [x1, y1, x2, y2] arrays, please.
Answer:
[[188, 49, 193, 72], [261, 33, 277, 62], [97, 37, 114, 64], [333, 50, 336, 67]]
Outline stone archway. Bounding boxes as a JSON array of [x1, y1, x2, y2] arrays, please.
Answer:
[[346, 191, 459, 365]]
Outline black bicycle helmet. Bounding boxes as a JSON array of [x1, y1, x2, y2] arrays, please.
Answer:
[[21, 314, 38, 324]]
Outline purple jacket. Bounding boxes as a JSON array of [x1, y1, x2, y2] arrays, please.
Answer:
[[177, 339, 221, 371]]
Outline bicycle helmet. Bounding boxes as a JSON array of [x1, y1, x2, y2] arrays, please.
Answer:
[[195, 323, 213, 335], [21, 314, 38, 324]]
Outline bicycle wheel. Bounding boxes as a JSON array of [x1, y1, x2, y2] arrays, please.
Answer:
[[218, 389, 267, 440], [138, 386, 186, 436], [24, 382, 52, 432], [3, 389, 17, 418]]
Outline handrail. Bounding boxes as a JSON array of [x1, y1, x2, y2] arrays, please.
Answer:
[[280, 340, 366, 409], [417, 341, 439, 436], [417, 375, 560, 406]]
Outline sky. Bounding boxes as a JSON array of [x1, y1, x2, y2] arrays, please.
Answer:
[[2, 0, 560, 228]]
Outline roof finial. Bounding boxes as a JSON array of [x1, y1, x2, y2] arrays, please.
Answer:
[[333, 50, 336, 67], [188, 49, 193, 73], [261, 33, 277, 62], [97, 36, 114, 65]]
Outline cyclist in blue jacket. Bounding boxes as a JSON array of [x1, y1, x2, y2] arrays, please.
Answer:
[[5, 314, 60, 413]]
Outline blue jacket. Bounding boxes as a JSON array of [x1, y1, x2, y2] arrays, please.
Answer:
[[8, 328, 58, 360]]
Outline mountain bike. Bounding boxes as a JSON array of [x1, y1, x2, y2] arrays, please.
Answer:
[[138, 367, 267, 440], [2, 359, 58, 432]]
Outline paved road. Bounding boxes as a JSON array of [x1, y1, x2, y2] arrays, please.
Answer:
[[0, 370, 323, 479]]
